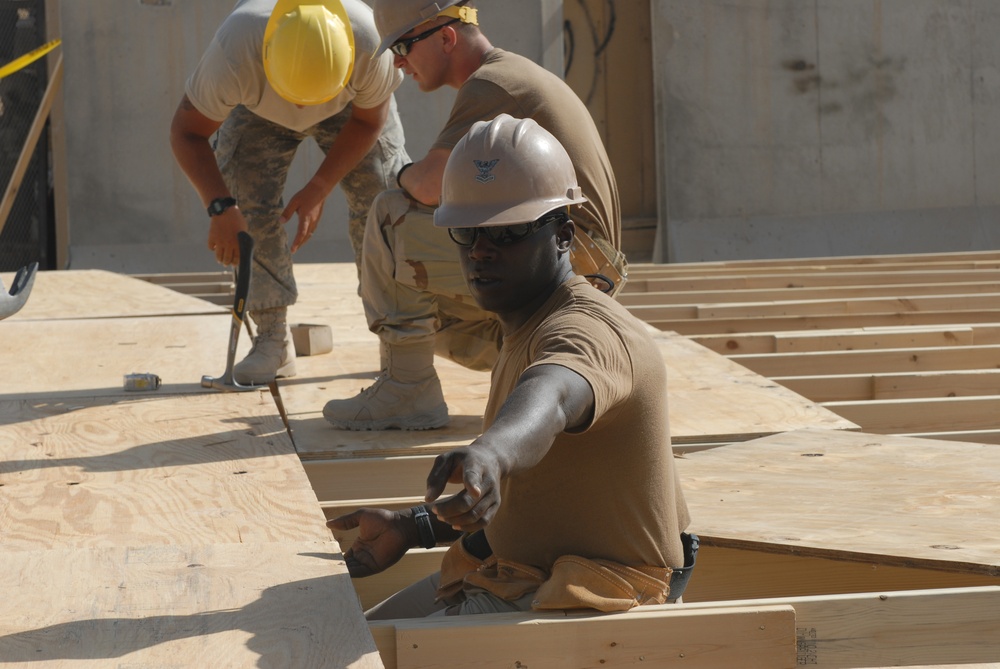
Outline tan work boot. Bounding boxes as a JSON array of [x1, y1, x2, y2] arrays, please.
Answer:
[[233, 306, 297, 385], [323, 339, 448, 430]]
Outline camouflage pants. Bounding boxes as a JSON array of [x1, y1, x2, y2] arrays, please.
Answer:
[[214, 98, 408, 310], [359, 189, 502, 372]]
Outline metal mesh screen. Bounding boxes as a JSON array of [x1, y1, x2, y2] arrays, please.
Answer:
[[0, 0, 51, 271]]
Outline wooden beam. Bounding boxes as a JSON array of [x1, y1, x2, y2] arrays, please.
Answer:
[[0, 55, 62, 237], [619, 281, 1000, 307], [647, 310, 1000, 336], [626, 268, 1000, 293], [775, 369, 1000, 403], [728, 344, 1000, 377], [627, 250, 1000, 274], [823, 395, 1000, 434], [369, 586, 1000, 669], [388, 605, 797, 669], [630, 293, 1000, 322], [684, 545, 1000, 603]]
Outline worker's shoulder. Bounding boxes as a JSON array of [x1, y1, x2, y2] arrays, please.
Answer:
[[477, 48, 557, 79]]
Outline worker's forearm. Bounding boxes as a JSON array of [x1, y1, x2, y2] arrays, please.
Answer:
[[170, 132, 231, 206], [478, 366, 593, 477], [311, 115, 382, 196], [397, 147, 449, 205]]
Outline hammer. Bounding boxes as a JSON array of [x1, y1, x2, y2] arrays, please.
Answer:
[[0, 261, 38, 321], [202, 231, 257, 392]]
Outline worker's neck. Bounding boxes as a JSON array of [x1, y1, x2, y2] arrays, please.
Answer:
[[450, 34, 494, 88]]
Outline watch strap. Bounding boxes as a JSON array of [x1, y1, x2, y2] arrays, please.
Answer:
[[411, 505, 436, 549], [207, 197, 237, 217]]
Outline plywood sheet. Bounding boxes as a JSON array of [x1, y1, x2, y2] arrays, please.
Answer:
[[280, 264, 855, 457], [0, 393, 328, 550], [678, 428, 1000, 575], [651, 330, 857, 443], [0, 314, 241, 399], [0, 542, 382, 668], [0, 269, 223, 321]]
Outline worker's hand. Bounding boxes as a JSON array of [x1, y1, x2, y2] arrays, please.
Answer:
[[327, 508, 413, 578], [283, 181, 328, 253], [206, 208, 249, 266], [425, 446, 504, 533]]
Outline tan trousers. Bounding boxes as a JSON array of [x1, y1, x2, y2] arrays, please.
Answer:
[[358, 189, 502, 372]]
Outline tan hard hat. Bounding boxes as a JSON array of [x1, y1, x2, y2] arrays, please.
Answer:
[[372, 0, 478, 58], [434, 114, 587, 229], [263, 0, 355, 105]]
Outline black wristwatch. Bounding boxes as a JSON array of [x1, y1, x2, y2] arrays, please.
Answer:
[[207, 197, 237, 218]]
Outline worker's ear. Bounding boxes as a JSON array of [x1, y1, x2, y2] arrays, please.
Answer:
[[441, 23, 460, 53], [556, 219, 575, 254]]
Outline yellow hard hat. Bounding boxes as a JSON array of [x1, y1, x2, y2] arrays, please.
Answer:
[[263, 0, 355, 105]]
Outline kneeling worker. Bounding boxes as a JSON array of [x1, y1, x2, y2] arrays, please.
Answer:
[[329, 114, 695, 618]]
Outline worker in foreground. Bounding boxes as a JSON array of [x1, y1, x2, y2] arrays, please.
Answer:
[[170, 0, 408, 385], [329, 115, 695, 618], [322, 0, 626, 431]]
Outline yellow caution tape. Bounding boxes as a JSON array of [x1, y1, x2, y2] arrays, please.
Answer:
[[0, 39, 61, 80]]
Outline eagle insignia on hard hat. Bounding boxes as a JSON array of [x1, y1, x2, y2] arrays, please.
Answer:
[[474, 159, 499, 183]]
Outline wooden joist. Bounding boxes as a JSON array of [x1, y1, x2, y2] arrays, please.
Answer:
[[624, 250, 1000, 442], [367, 587, 1000, 669]]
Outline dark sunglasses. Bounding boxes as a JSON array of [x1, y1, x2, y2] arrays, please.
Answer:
[[390, 18, 461, 57], [448, 213, 566, 247]]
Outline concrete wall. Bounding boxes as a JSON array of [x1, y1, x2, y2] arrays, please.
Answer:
[[652, 0, 1000, 262], [57, 0, 562, 273]]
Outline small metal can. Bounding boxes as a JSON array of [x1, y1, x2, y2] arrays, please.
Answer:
[[123, 373, 161, 391]]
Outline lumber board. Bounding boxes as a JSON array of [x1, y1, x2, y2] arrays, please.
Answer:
[[677, 429, 1000, 576], [773, 326, 975, 352], [870, 369, 1000, 399], [684, 545, 999, 602], [898, 428, 1000, 445], [617, 280, 1000, 306], [679, 586, 1000, 668], [626, 250, 1000, 274], [0, 56, 62, 237], [648, 309, 1000, 335], [822, 395, 1000, 434], [0, 314, 243, 399], [0, 269, 223, 321], [388, 605, 797, 669], [687, 292, 1000, 320], [691, 323, 1000, 355], [368, 586, 1000, 669], [729, 344, 1000, 377], [626, 268, 1000, 293], [0, 542, 382, 668], [770, 369, 1000, 403], [0, 393, 328, 550]]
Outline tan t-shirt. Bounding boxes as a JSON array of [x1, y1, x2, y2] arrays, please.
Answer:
[[433, 49, 621, 252], [185, 0, 402, 132], [482, 276, 690, 570]]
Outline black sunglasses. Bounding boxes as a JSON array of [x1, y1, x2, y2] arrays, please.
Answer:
[[448, 213, 566, 247], [390, 18, 461, 57]]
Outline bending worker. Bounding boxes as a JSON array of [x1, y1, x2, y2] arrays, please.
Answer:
[[323, 0, 626, 430], [330, 114, 695, 618], [170, 0, 408, 385]]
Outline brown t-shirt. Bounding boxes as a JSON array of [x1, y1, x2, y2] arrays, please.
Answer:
[[433, 49, 621, 252], [482, 276, 690, 570]]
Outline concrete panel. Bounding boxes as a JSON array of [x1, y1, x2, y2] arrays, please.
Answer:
[[57, 0, 560, 274], [653, 0, 1000, 262]]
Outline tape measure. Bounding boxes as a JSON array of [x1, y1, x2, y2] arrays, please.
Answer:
[[0, 39, 61, 80]]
